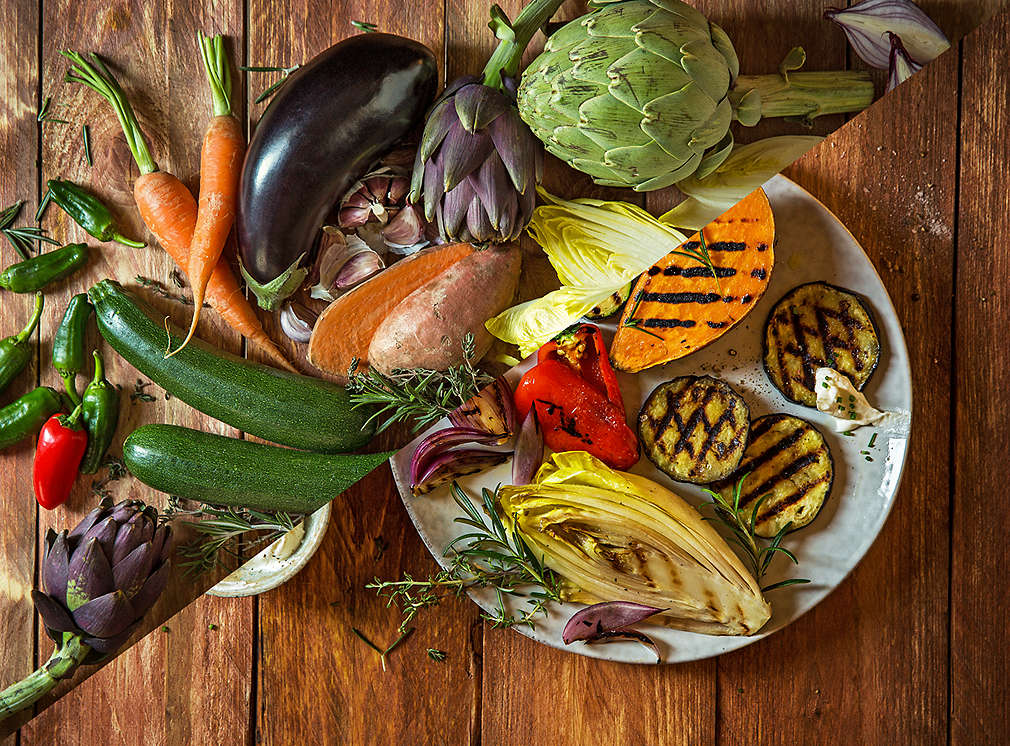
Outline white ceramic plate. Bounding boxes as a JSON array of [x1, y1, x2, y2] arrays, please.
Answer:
[[389, 175, 912, 664]]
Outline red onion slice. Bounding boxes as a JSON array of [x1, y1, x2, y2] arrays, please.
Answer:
[[562, 601, 665, 644], [511, 409, 543, 486], [412, 450, 509, 496], [449, 376, 516, 443], [585, 630, 662, 664], [410, 427, 502, 488]]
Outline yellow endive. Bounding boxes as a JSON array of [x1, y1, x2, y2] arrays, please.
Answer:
[[497, 451, 772, 636], [485, 188, 686, 357]]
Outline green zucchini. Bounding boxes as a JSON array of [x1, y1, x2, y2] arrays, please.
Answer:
[[124, 424, 393, 513], [89, 280, 373, 452], [586, 282, 633, 320]]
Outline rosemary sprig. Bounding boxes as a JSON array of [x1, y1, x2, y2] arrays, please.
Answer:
[[346, 333, 491, 434], [163, 499, 302, 575], [0, 201, 59, 260], [35, 188, 52, 222], [38, 96, 70, 125], [351, 20, 378, 32], [241, 64, 301, 104], [700, 474, 810, 593], [621, 291, 665, 341], [671, 230, 721, 293], [351, 626, 414, 672], [427, 648, 447, 662], [82, 124, 93, 166], [368, 483, 561, 633]]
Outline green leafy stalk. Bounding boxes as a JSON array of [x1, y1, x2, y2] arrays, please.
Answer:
[[482, 0, 567, 88], [0, 634, 90, 722], [198, 31, 232, 118], [700, 474, 810, 593], [0, 200, 59, 260]]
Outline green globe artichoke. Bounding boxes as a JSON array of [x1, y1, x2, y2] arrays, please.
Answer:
[[0, 499, 171, 721], [518, 0, 875, 191]]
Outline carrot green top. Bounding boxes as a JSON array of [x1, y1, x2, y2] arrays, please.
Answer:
[[198, 31, 233, 118], [61, 50, 159, 176]]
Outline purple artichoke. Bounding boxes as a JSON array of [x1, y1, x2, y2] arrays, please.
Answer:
[[32, 498, 172, 660], [409, 75, 543, 245]]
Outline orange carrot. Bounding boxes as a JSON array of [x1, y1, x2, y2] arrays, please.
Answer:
[[169, 32, 245, 356], [62, 49, 295, 372]]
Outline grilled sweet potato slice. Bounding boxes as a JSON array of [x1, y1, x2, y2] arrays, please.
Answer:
[[638, 376, 750, 484], [611, 188, 775, 373], [762, 281, 880, 407], [714, 414, 834, 538]]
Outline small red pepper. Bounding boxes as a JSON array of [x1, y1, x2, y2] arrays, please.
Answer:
[[515, 325, 638, 469], [33, 404, 88, 510]]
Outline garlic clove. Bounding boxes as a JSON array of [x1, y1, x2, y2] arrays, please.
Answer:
[[279, 302, 317, 343]]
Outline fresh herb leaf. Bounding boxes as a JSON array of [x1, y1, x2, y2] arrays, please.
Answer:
[[621, 291, 666, 341], [242, 64, 301, 104], [346, 333, 492, 434], [351, 20, 378, 32], [38, 96, 70, 125], [130, 379, 156, 403], [90, 456, 128, 499], [700, 473, 810, 592], [0, 201, 59, 260], [82, 124, 93, 166], [352, 626, 414, 672], [670, 230, 721, 292], [427, 648, 447, 662]]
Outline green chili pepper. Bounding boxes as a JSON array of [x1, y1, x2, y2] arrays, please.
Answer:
[[52, 294, 93, 404], [47, 179, 145, 248], [0, 292, 43, 394], [0, 243, 89, 293], [0, 386, 63, 450], [80, 350, 120, 474]]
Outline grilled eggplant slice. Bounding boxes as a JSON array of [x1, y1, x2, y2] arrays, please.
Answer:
[[639, 376, 750, 484], [586, 282, 633, 320], [763, 282, 880, 407], [715, 414, 833, 538]]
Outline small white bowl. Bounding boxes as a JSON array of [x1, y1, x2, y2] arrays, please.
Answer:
[[206, 502, 331, 597]]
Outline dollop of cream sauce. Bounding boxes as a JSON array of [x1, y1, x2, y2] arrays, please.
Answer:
[[814, 368, 909, 433]]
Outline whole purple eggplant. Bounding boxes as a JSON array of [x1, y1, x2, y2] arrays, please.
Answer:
[[237, 33, 438, 310]]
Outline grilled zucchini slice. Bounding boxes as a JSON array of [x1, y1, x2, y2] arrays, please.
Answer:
[[715, 414, 834, 538], [763, 282, 880, 407], [639, 376, 750, 484], [586, 282, 633, 320]]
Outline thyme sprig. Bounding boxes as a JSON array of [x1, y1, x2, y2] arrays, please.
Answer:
[[162, 498, 302, 575], [367, 483, 561, 633], [671, 230, 721, 293], [241, 63, 301, 104], [346, 333, 492, 434], [0, 201, 59, 260], [700, 474, 811, 593]]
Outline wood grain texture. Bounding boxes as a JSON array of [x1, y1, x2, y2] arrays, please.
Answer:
[[0, 1, 41, 739], [951, 10, 1010, 744]]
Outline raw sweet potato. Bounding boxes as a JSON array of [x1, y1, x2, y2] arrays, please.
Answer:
[[368, 245, 522, 373], [307, 242, 474, 381], [610, 188, 775, 373]]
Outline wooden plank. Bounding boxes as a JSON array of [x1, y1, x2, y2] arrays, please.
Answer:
[[951, 9, 1010, 744], [0, 0, 252, 736], [245, 4, 479, 745], [0, 0, 41, 739], [715, 35, 959, 746]]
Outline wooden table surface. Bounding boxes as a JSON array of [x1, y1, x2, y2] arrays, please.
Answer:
[[1, 0, 1008, 743]]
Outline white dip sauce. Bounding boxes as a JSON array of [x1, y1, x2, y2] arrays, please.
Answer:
[[814, 368, 909, 433]]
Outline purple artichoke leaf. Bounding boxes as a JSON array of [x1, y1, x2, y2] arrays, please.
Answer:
[[439, 74, 482, 103], [82, 628, 134, 659], [67, 501, 110, 542], [66, 538, 115, 611], [151, 524, 173, 564], [422, 151, 445, 220], [112, 541, 156, 600], [32, 589, 76, 633], [112, 521, 142, 566], [488, 110, 534, 193], [442, 179, 476, 239], [130, 560, 171, 618], [562, 601, 666, 644], [419, 97, 458, 163], [72, 589, 137, 639], [43, 530, 71, 603], [441, 127, 493, 193], [470, 158, 511, 229], [453, 84, 509, 133], [82, 516, 118, 561], [466, 198, 494, 243], [44, 527, 57, 553]]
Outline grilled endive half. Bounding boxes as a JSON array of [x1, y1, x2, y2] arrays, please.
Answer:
[[497, 452, 771, 636]]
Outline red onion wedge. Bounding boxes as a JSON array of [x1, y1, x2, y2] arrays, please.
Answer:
[[511, 409, 543, 486], [887, 32, 922, 92], [563, 601, 666, 662], [411, 426, 504, 489], [412, 450, 509, 496], [449, 376, 516, 444], [824, 0, 948, 69]]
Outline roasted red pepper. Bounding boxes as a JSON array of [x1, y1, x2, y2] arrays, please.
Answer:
[[33, 404, 88, 510], [514, 325, 638, 469]]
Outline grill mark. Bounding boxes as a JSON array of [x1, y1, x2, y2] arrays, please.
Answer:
[[668, 384, 722, 458], [750, 268, 767, 280], [749, 416, 779, 439], [788, 305, 814, 396], [757, 474, 832, 521], [691, 397, 742, 477], [707, 321, 728, 329], [662, 264, 737, 278], [648, 388, 681, 443], [680, 240, 746, 252], [739, 426, 805, 476], [756, 243, 768, 251], [643, 318, 695, 328], [640, 291, 721, 304], [739, 452, 820, 510]]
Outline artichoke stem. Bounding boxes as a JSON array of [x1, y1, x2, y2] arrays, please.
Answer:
[[482, 0, 567, 88], [0, 635, 90, 722], [731, 71, 874, 122]]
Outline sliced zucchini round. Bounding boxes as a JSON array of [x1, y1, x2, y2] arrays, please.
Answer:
[[586, 281, 633, 320], [638, 375, 750, 484], [762, 282, 880, 407], [716, 413, 834, 538]]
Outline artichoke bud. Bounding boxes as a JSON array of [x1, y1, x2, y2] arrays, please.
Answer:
[[410, 75, 543, 245], [497, 452, 772, 636], [33, 499, 172, 661]]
